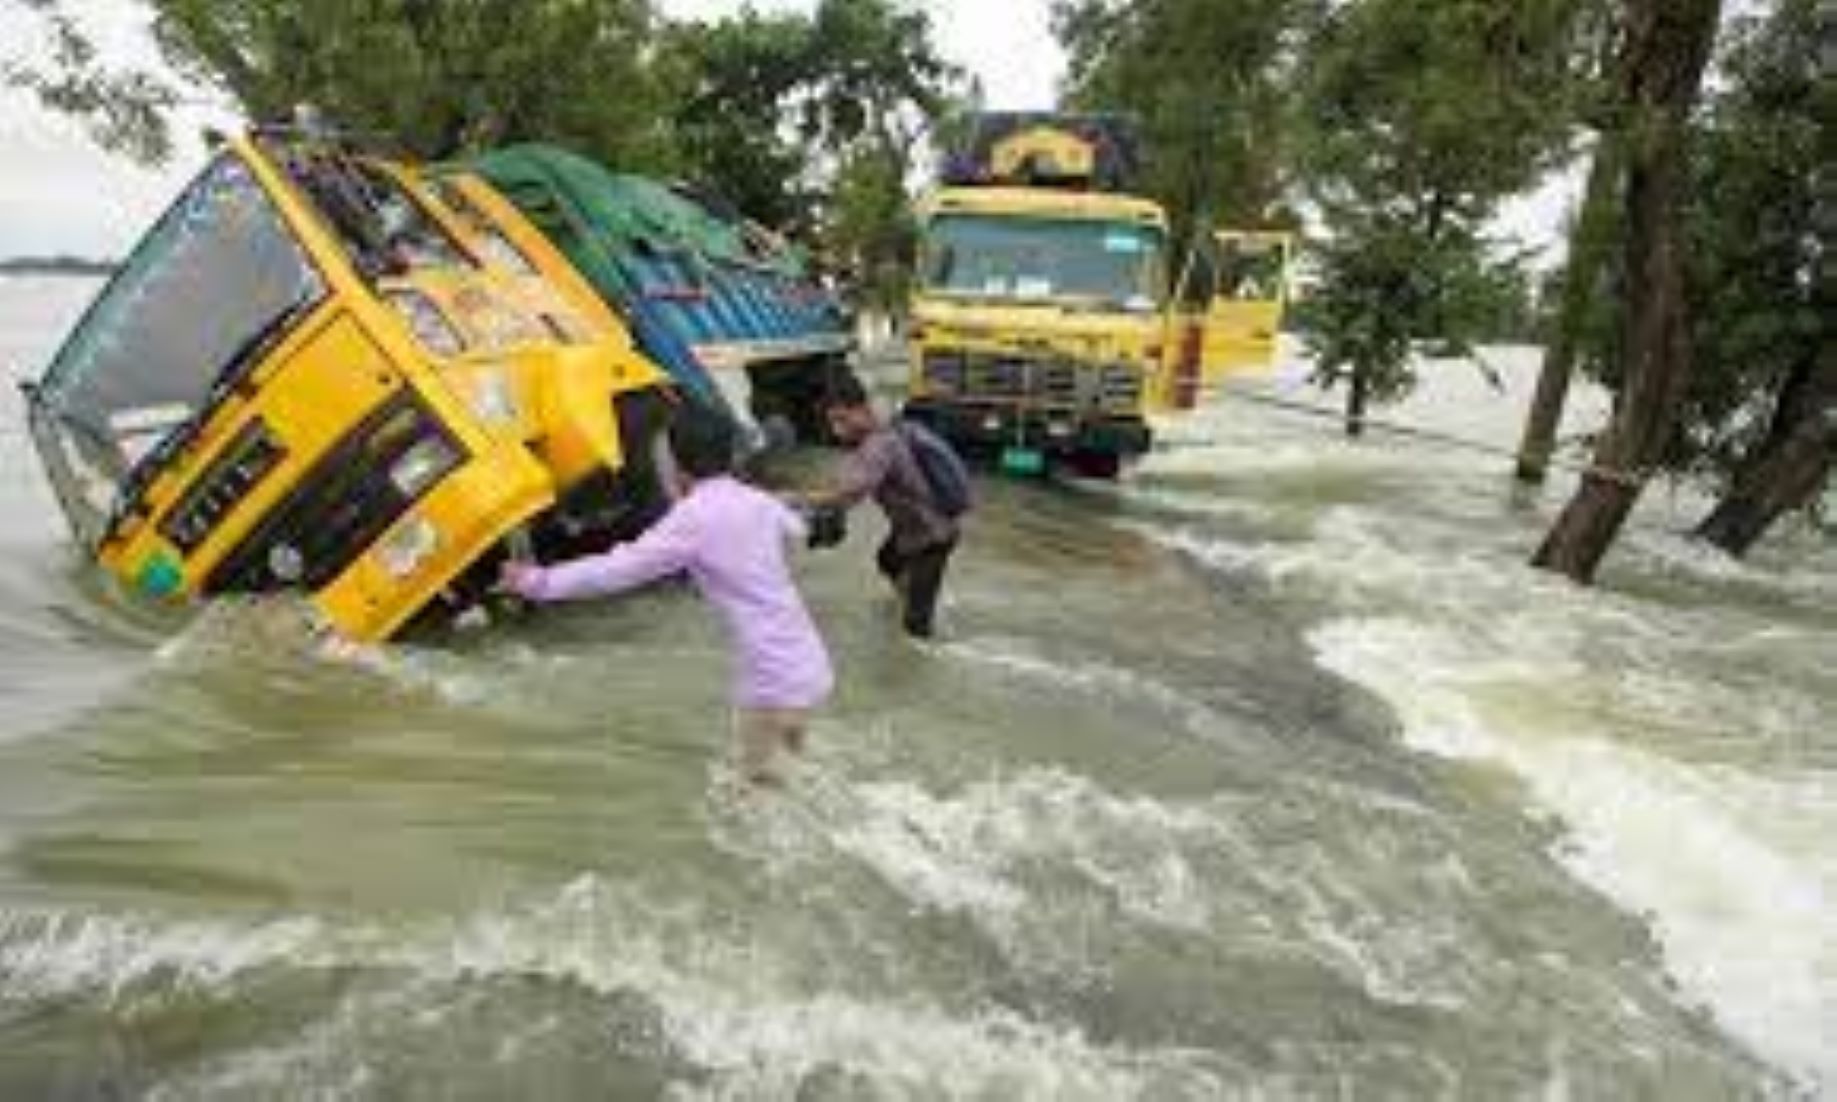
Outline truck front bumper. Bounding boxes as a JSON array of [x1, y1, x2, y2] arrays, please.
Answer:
[[903, 399, 1154, 458]]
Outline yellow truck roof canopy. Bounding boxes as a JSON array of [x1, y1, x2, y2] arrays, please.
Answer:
[[921, 186, 1168, 229]]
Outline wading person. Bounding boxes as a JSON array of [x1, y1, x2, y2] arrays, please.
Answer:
[[802, 378, 969, 639], [501, 411, 832, 788]]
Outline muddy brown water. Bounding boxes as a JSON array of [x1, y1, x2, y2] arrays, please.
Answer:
[[1, 276, 1832, 1099]]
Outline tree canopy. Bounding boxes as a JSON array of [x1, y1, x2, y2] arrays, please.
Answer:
[[1293, 0, 1601, 432], [1053, 0, 1311, 237]]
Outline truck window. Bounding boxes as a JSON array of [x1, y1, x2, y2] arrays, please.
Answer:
[[1214, 238, 1287, 302], [267, 143, 472, 282], [32, 153, 324, 540], [922, 215, 1165, 309]]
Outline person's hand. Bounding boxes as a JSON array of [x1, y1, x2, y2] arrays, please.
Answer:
[[498, 561, 544, 600]]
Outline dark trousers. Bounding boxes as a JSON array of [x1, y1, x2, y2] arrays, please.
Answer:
[[875, 536, 957, 638]]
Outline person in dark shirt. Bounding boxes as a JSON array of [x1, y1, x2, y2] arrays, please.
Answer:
[[802, 377, 961, 638]]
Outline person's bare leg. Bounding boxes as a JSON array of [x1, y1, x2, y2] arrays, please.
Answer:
[[736, 710, 782, 789]]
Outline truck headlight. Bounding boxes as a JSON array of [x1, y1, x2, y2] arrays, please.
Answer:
[[385, 290, 466, 358], [468, 368, 520, 428], [388, 433, 461, 497], [377, 515, 440, 580]]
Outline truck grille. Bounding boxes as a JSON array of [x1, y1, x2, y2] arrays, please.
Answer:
[[205, 393, 462, 594], [922, 350, 1142, 413]]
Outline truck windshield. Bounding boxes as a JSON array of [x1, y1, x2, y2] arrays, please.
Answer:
[[31, 152, 323, 542], [922, 215, 1164, 309]]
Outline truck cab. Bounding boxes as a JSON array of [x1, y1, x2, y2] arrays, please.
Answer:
[[905, 114, 1169, 478], [23, 130, 675, 642]]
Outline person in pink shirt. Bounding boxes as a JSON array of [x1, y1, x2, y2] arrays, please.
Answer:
[[500, 411, 833, 787]]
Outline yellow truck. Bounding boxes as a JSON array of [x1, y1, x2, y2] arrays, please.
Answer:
[[22, 128, 676, 642], [904, 113, 1290, 476]]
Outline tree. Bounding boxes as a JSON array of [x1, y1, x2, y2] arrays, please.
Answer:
[[661, 9, 818, 232], [1532, 0, 1723, 582], [1513, 133, 1623, 481], [1682, 0, 1830, 554], [1053, 0, 1313, 238], [2, 2, 175, 164], [797, 0, 965, 316], [664, 0, 965, 304], [1513, 3, 1625, 483], [1532, 0, 1827, 559], [1295, 0, 1596, 435], [146, 0, 676, 167]]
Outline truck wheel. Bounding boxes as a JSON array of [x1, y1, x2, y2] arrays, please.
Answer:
[[1062, 450, 1122, 481]]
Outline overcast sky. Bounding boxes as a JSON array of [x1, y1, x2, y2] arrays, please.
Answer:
[[0, 0, 1575, 261]]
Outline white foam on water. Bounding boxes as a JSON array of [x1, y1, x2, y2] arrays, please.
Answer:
[[0, 881, 1239, 1100], [829, 769, 1223, 934], [1127, 453, 1837, 1093], [714, 753, 1479, 1012], [1312, 616, 1837, 1093], [0, 909, 327, 1001], [942, 635, 1223, 739]]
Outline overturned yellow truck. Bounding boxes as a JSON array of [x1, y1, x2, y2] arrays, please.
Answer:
[[22, 129, 678, 642]]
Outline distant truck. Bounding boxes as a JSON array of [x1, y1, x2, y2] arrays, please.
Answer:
[[22, 128, 679, 642], [904, 112, 1292, 477]]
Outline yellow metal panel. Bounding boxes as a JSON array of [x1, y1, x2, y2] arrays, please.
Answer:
[[920, 187, 1168, 228], [98, 309, 400, 594], [316, 444, 553, 642], [990, 126, 1098, 181]]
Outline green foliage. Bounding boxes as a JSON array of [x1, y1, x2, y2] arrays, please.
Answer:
[[1672, 0, 1826, 485], [661, 9, 816, 231], [1570, 0, 1824, 488], [829, 148, 918, 314], [3, 4, 176, 164], [148, 0, 676, 168], [1293, 0, 1598, 418], [663, 0, 965, 300], [1296, 214, 1531, 403], [1053, 0, 1314, 236]]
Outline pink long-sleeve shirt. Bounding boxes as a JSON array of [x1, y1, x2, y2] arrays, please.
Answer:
[[515, 476, 833, 711]]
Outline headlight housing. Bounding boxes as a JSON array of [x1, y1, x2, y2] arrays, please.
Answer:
[[467, 367, 520, 429], [376, 514, 441, 580], [388, 433, 461, 498], [385, 289, 466, 357]]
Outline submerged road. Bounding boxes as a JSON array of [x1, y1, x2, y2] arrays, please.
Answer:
[[1, 277, 1831, 1098]]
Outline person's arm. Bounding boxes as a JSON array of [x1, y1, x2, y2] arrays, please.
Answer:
[[775, 497, 812, 545], [504, 502, 698, 603], [803, 433, 894, 511]]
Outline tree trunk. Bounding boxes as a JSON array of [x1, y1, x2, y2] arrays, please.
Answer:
[[1533, 0, 1722, 583], [1347, 365, 1369, 438], [1515, 136, 1624, 483], [1695, 356, 1836, 555]]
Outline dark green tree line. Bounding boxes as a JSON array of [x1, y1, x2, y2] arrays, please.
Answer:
[[1053, 0, 1313, 240], [1546, 0, 1830, 558]]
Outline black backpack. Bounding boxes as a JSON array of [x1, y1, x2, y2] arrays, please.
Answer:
[[896, 418, 974, 518]]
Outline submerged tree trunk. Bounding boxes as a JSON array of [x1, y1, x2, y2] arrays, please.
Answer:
[[1515, 137, 1624, 483], [1695, 356, 1836, 555], [1347, 365, 1369, 438], [1533, 0, 1722, 583]]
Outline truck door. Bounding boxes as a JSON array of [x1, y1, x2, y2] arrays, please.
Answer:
[[1200, 231, 1291, 379]]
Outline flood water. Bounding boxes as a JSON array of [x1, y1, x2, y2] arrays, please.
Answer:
[[2, 275, 1832, 1099]]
